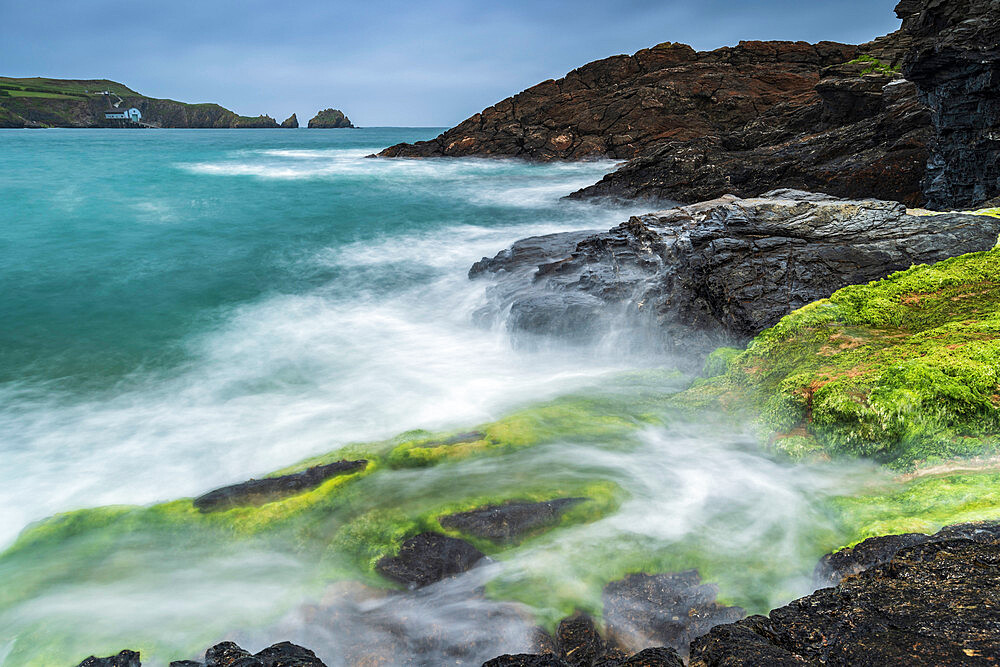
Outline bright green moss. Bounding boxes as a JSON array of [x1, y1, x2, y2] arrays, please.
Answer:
[[847, 55, 902, 75], [677, 249, 1000, 470], [834, 469, 1000, 544]]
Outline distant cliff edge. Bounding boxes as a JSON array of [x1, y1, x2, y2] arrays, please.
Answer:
[[0, 77, 285, 129]]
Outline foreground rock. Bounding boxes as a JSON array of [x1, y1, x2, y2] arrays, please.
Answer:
[[484, 613, 684, 667], [193, 459, 367, 512], [815, 521, 1000, 587], [690, 534, 1000, 666], [375, 531, 486, 588], [471, 191, 1000, 354], [307, 109, 354, 128], [440, 498, 587, 543], [897, 0, 1000, 209], [379, 40, 857, 161], [77, 651, 140, 667]]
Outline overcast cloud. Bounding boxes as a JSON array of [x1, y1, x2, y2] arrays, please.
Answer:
[[1, 0, 902, 126]]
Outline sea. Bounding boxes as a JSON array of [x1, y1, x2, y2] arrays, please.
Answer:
[[0, 129, 883, 666]]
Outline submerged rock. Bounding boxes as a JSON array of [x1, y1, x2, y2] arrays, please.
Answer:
[[603, 571, 745, 658], [77, 651, 141, 667], [483, 612, 684, 667], [471, 191, 1000, 355], [897, 0, 1000, 209], [375, 531, 486, 589], [439, 498, 587, 543], [280, 578, 540, 665], [193, 459, 367, 512], [689, 535, 1000, 666]]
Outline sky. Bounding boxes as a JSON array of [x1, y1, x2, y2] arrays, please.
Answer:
[[1, 0, 903, 126]]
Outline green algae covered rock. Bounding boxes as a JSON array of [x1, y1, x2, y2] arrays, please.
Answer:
[[680, 246, 1000, 470]]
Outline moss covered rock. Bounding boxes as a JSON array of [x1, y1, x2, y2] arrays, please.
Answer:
[[678, 247, 1000, 470]]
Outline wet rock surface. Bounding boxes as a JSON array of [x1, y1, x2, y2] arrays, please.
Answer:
[[690, 531, 1000, 666], [471, 191, 1000, 353], [814, 520, 1000, 587], [379, 41, 857, 161], [77, 651, 141, 667], [603, 571, 745, 658], [439, 498, 587, 543], [270, 578, 541, 666], [375, 531, 486, 589], [483, 613, 684, 667], [193, 460, 367, 512], [897, 0, 1000, 209]]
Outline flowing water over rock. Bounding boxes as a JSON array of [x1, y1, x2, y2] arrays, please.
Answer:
[[0, 129, 896, 666]]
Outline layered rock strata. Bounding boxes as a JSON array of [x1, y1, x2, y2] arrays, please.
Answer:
[[470, 191, 1000, 354]]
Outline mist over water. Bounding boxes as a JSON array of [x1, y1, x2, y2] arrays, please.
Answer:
[[0, 130, 888, 666]]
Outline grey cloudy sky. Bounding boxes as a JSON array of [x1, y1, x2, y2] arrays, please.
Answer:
[[1, 0, 902, 126]]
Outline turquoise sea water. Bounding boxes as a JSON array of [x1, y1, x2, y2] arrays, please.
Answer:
[[0, 128, 655, 546], [0, 129, 887, 666]]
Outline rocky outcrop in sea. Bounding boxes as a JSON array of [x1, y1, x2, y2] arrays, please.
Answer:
[[280, 113, 299, 128], [307, 109, 354, 128]]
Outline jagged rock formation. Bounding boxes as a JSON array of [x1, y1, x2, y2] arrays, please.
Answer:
[[280, 113, 299, 128], [689, 529, 1000, 666], [307, 108, 354, 128], [814, 522, 1000, 587], [0, 77, 281, 128], [571, 56, 931, 206], [379, 41, 858, 161], [897, 0, 1000, 209], [192, 459, 367, 512], [470, 191, 1000, 354]]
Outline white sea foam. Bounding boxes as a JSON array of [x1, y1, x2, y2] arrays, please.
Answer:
[[0, 152, 642, 548]]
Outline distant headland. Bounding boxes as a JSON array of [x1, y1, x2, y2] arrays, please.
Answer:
[[0, 77, 353, 129]]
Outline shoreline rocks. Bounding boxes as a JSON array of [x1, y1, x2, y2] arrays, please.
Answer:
[[470, 190, 1000, 355], [689, 528, 1000, 666]]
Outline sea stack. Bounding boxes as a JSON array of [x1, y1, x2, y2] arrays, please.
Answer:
[[280, 113, 299, 128], [308, 108, 354, 128]]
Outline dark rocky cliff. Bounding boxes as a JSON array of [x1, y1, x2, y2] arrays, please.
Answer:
[[379, 41, 858, 161], [897, 0, 1000, 209]]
